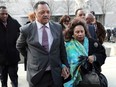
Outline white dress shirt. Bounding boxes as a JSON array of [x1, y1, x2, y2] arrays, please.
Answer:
[[36, 20, 53, 51]]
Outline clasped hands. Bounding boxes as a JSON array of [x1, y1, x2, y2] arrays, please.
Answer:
[[61, 55, 95, 79], [61, 66, 70, 79]]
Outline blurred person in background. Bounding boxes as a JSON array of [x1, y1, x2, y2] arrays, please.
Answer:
[[0, 6, 21, 87], [112, 29, 116, 42], [85, 13, 97, 40], [59, 15, 71, 30], [106, 29, 112, 42], [26, 12, 35, 24], [75, 8, 97, 40], [90, 11, 106, 44], [59, 15, 71, 41], [75, 8, 86, 20]]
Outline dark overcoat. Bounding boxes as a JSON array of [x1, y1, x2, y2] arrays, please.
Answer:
[[88, 38, 106, 73], [0, 15, 21, 65]]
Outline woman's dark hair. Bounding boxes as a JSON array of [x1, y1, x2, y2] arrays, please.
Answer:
[[90, 11, 95, 16], [33, 1, 49, 10], [59, 15, 71, 29], [65, 19, 90, 41]]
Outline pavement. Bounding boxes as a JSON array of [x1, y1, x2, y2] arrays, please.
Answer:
[[102, 56, 116, 87], [103, 42, 116, 57], [0, 64, 29, 87], [0, 42, 116, 87]]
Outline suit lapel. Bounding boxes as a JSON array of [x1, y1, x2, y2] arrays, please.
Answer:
[[31, 21, 58, 52], [49, 22, 57, 52], [31, 22, 44, 50]]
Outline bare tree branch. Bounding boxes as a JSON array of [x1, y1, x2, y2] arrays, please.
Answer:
[[97, 0, 116, 14], [46, 0, 55, 15], [97, 0, 116, 25], [63, 0, 74, 15], [75, 0, 87, 8], [29, 0, 35, 8]]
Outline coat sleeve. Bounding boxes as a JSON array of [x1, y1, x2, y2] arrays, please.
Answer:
[[96, 22, 106, 44], [59, 25, 69, 68], [89, 38, 106, 67], [16, 26, 27, 58]]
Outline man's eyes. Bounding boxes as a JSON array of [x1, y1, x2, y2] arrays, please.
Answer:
[[38, 11, 50, 14], [0, 13, 8, 15]]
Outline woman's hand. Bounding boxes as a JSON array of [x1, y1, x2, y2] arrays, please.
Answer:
[[88, 55, 95, 63]]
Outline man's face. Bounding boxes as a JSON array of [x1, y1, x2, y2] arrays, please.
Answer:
[[86, 15, 94, 24], [34, 4, 51, 25], [76, 10, 85, 20], [0, 8, 8, 22]]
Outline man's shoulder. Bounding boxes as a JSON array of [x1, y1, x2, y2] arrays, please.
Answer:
[[8, 16, 21, 27], [96, 21, 102, 25], [89, 38, 100, 45], [88, 24, 94, 28], [8, 15, 18, 22], [20, 23, 33, 31], [49, 21, 61, 27], [49, 21, 62, 31], [88, 24, 95, 31]]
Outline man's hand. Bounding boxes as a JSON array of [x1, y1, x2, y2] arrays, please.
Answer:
[[61, 66, 70, 79]]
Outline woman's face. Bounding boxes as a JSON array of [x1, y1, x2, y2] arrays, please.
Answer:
[[73, 25, 85, 43], [63, 18, 70, 28]]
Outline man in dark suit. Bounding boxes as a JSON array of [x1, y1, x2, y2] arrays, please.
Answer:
[[75, 9, 97, 40], [85, 13, 97, 39], [87, 24, 97, 39], [0, 6, 21, 87], [16, 1, 70, 87], [90, 11, 106, 44]]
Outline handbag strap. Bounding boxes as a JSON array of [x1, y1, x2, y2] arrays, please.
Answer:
[[79, 62, 96, 72], [73, 58, 96, 75], [91, 63, 96, 72]]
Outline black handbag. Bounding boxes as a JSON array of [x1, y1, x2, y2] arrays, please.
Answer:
[[74, 56, 101, 87], [78, 66, 101, 87], [99, 73, 108, 87], [73, 55, 108, 87], [0, 54, 6, 65]]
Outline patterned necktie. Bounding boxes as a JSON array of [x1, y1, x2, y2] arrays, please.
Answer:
[[42, 26, 51, 70], [42, 26, 49, 51]]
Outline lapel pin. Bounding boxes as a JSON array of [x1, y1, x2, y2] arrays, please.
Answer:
[[94, 42, 98, 47]]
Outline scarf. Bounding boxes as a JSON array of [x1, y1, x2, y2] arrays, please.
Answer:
[[64, 37, 89, 87]]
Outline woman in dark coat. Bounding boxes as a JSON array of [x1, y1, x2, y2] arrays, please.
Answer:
[[63, 19, 107, 87]]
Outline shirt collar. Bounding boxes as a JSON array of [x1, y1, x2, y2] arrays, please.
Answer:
[[36, 20, 50, 29]]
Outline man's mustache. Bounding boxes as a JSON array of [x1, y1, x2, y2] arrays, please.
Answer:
[[43, 16, 49, 19]]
